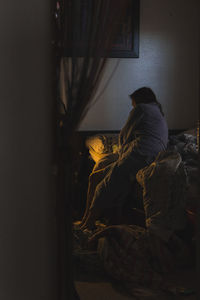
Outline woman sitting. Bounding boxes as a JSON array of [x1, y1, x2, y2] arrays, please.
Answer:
[[80, 87, 168, 229]]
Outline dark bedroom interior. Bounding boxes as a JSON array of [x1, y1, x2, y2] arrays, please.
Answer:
[[0, 0, 199, 300], [56, 1, 199, 299]]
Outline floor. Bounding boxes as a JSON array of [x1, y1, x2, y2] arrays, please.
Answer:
[[75, 263, 196, 299]]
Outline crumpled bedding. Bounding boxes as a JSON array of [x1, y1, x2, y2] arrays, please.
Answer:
[[85, 151, 150, 217], [136, 150, 188, 242], [95, 225, 191, 286], [73, 223, 191, 294], [73, 129, 198, 292], [86, 129, 198, 213], [168, 131, 198, 211]]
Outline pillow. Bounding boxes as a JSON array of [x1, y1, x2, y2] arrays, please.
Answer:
[[86, 134, 119, 155]]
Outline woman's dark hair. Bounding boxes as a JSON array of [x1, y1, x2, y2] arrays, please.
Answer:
[[129, 87, 164, 116]]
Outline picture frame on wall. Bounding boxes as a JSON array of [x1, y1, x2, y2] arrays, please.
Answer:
[[63, 0, 140, 58], [109, 0, 140, 58]]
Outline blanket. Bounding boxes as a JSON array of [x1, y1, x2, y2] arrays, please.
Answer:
[[84, 149, 150, 221], [86, 129, 198, 216], [136, 150, 187, 242], [73, 224, 191, 295], [74, 129, 197, 294]]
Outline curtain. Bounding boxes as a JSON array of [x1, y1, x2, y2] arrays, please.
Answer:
[[54, 1, 129, 299], [60, 0, 128, 134]]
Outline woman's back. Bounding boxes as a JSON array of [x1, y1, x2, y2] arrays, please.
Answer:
[[119, 102, 168, 158]]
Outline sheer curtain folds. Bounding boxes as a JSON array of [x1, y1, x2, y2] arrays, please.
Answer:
[[60, 0, 129, 134]]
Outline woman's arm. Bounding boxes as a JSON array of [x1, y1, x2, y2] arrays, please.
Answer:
[[119, 105, 145, 148]]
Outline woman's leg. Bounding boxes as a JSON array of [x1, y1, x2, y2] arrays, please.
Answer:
[[81, 153, 151, 229], [90, 154, 148, 215]]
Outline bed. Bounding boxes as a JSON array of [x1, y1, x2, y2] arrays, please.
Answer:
[[73, 128, 198, 294], [84, 128, 198, 229]]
